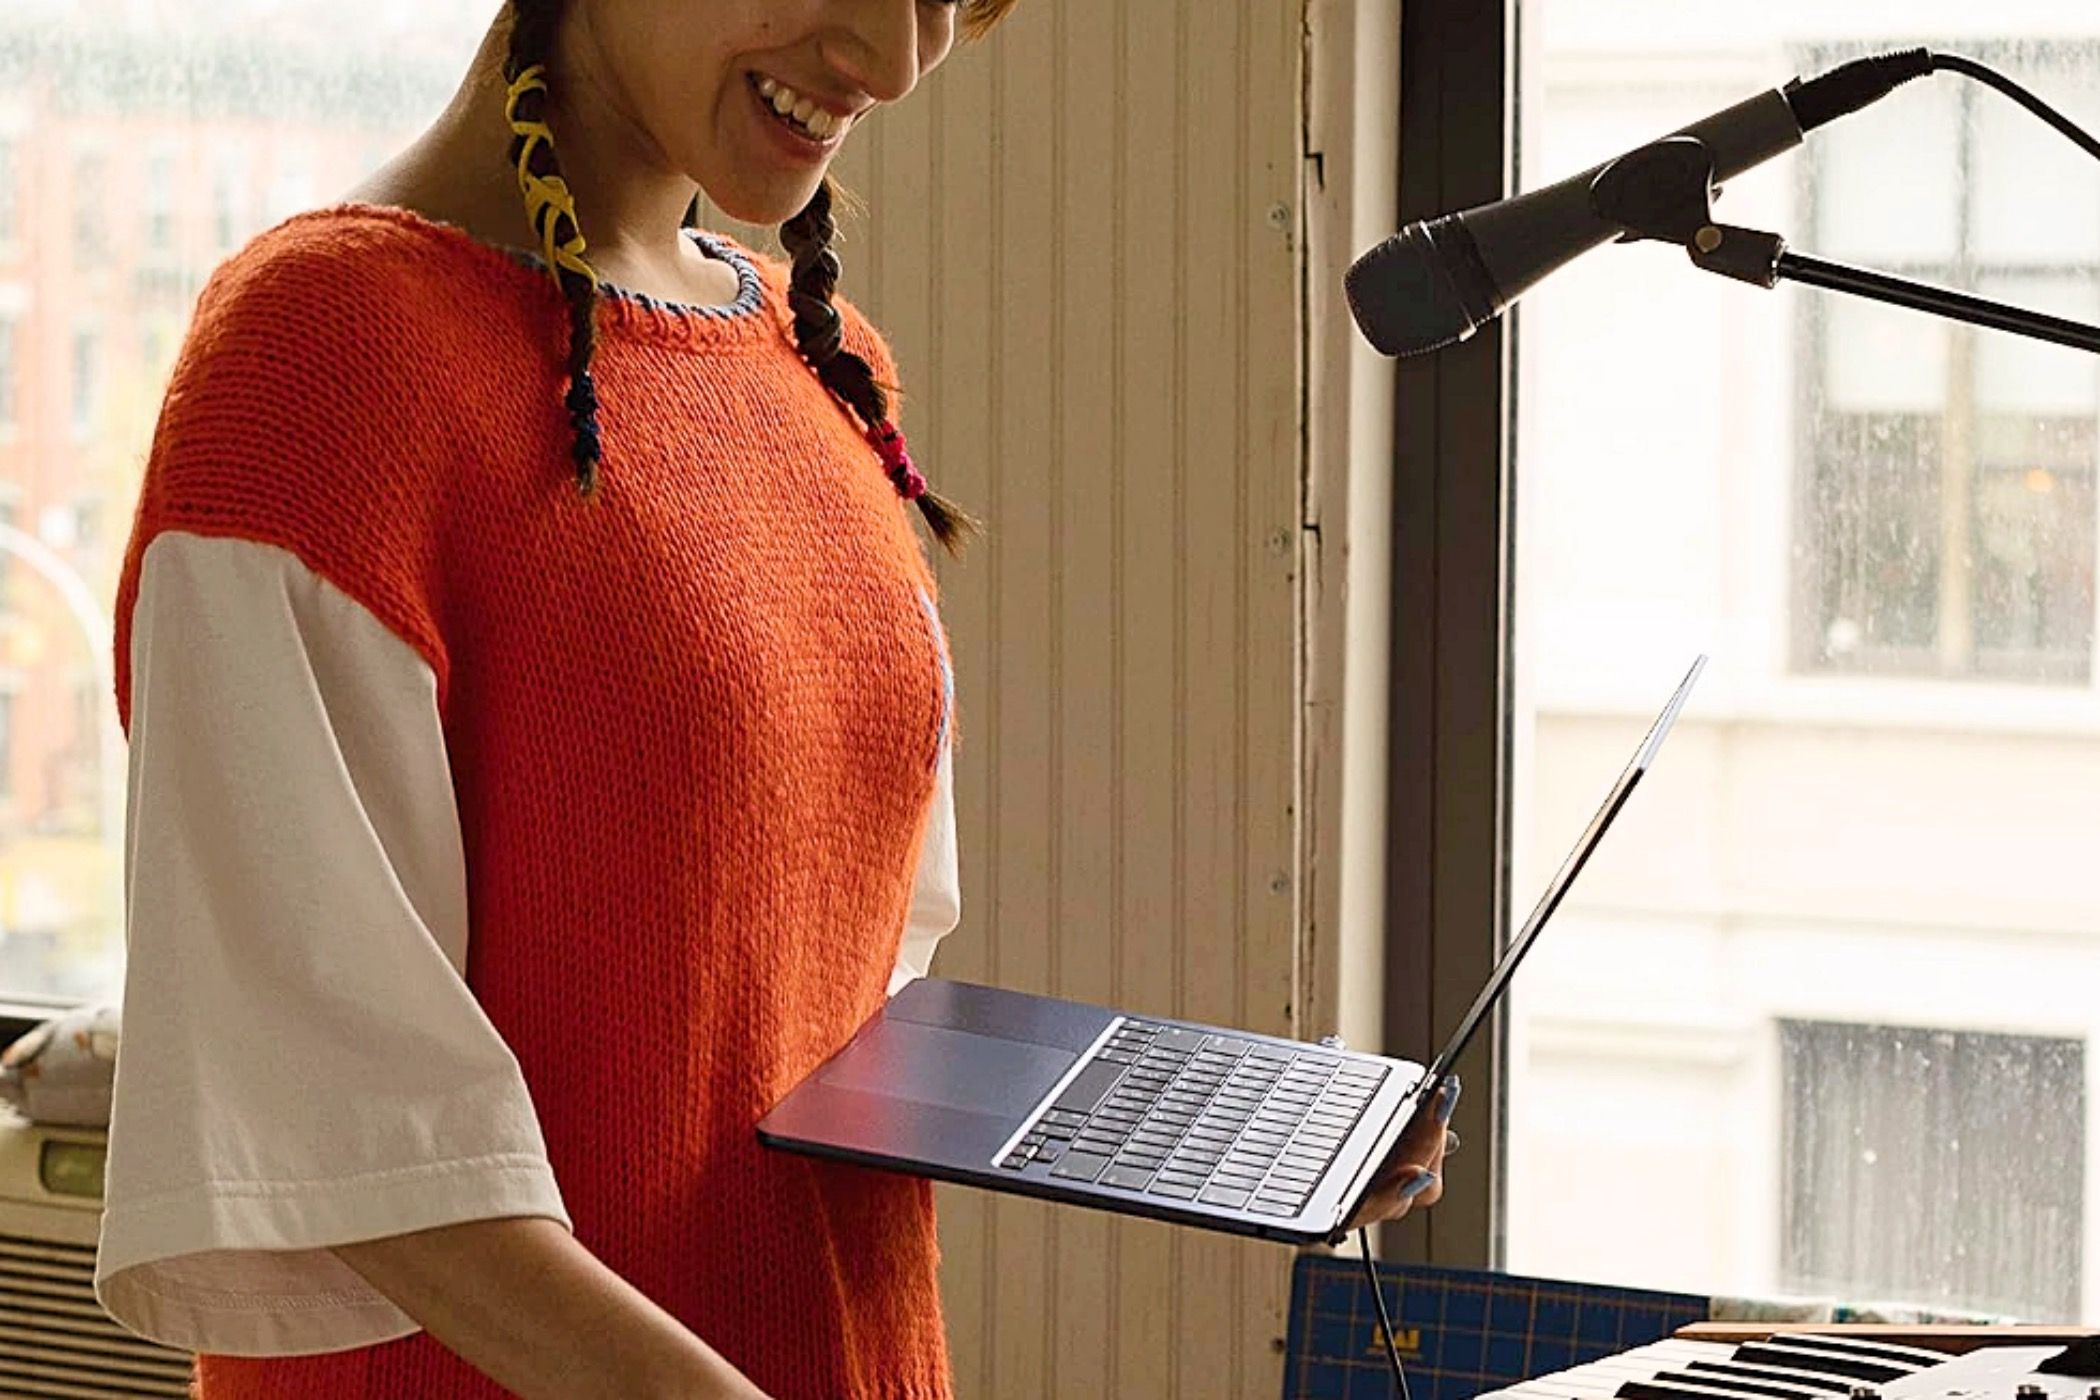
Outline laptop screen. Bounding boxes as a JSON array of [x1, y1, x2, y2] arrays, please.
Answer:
[[1418, 655, 1706, 1091]]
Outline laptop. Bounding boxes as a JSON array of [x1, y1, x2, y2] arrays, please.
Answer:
[[758, 656, 1705, 1245]]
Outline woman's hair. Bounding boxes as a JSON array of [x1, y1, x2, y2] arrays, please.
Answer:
[[502, 0, 1015, 552]]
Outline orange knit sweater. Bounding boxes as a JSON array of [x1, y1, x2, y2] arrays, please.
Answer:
[[115, 207, 953, 1400]]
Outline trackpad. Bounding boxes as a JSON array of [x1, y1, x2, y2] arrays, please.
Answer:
[[817, 1018, 1074, 1118]]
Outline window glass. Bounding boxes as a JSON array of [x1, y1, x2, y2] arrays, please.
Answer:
[[1512, 1, 2100, 1319], [1781, 1020, 2084, 1320], [0, 3, 485, 1007]]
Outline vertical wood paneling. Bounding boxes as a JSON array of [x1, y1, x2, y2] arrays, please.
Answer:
[[747, 0, 1307, 1392]]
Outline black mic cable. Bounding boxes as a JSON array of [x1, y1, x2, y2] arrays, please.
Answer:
[[1359, 1224, 1414, 1400], [1929, 52, 2100, 162]]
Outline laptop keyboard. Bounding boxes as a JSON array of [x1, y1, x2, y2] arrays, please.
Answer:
[[996, 1021, 1389, 1218]]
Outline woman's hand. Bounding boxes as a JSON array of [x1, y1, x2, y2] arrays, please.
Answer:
[[1341, 1076, 1460, 1232]]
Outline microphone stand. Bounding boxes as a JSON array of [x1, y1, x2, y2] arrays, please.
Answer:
[[1588, 135, 2100, 355]]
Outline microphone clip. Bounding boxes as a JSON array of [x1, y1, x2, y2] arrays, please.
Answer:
[[1590, 135, 1786, 288]]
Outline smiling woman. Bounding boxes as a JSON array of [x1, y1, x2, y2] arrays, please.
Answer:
[[85, 1, 1023, 1397]]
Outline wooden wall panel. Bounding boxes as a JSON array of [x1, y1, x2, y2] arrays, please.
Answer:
[[711, 0, 1306, 1391]]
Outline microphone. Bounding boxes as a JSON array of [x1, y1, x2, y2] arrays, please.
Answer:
[[1345, 49, 1935, 357]]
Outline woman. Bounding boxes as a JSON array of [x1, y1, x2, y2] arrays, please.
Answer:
[[91, 1, 1451, 1396]]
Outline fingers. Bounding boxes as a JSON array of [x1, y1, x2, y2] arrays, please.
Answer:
[[1343, 1165, 1441, 1232]]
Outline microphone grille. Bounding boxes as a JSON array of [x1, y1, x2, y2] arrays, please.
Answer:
[[1344, 221, 1486, 358]]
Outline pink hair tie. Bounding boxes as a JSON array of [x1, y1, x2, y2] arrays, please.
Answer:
[[869, 422, 928, 502]]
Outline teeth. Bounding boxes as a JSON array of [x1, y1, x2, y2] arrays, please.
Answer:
[[754, 74, 844, 142]]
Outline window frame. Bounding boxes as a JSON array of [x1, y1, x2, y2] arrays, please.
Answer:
[[1378, 0, 1516, 1270]]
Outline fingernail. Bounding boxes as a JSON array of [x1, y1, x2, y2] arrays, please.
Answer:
[[1397, 1170, 1439, 1203], [1436, 1075, 1463, 1125]]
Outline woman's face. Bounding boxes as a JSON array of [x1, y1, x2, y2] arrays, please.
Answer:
[[571, 0, 960, 224]]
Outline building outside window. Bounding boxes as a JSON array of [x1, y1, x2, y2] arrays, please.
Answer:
[[209, 146, 248, 254], [145, 148, 177, 256], [0, 5, 484, 1009], [0, 687, 14, 806], [72, 150, 107, 269], [1781, 1019, 2084, 1320], [0, 137, 17, 248], [1509, 0, 2100, 1323], [68, 326, 98, 440], [0, 316, 15, 434], [1800, 49, 2100, 683]]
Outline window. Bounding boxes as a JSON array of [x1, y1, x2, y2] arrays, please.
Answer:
[[1781, 1020, 2083, 1320], [0, 11, 483, 1007], [1801, 51, 2100, 682], [0, 687, 13, 804], [72, 150, 107, 268], [0, 137, 17, 247], [69, 326, 98, 438], [210, 146, 248, 254], [145, 147, 177, 255], [1505, 3, 2100, 1323], [0, 316, 15, 433]]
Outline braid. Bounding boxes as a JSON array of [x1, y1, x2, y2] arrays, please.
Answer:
[[781, 180, 978, 553], [504, 0, 604, 497]]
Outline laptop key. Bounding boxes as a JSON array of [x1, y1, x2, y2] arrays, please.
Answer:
[[1198, 1184, 1252, 1209], [1155, 1027, 1209, 1054], [1150, 1182, 1200, 1201], [1102, 1164, 1157, 1190], [1248, 1199, 1298, 1217], [1053, 1060, 1129, 1116], [1035, 1140, 1067, 1164], [1050, 1150, 1113, 1182]]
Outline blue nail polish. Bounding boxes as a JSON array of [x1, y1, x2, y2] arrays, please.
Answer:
[[1436, 1075, 1463, 1125], [1398, 1171, 1439, 1202]]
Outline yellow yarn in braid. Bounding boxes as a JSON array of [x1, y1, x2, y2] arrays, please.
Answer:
[[504, 65, 600, 292]]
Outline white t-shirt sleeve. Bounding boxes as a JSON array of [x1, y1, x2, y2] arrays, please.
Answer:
[[94, 532, 571, 1357], [890, 738, 961, 995]]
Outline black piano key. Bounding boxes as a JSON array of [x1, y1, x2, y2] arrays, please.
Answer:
[[1685, 1363, 1849, 1395], [1749, 1336, 1941, 1370], [1731, 1347, 1906, 1385]]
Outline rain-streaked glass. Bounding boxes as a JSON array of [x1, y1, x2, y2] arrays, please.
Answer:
[[1512, 2, 2099, 1321]]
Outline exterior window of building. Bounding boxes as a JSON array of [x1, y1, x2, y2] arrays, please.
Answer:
[[0, 316, 15, 433], [0, 137, 17, 247], [0, 688, 14, 804], [145, 148, 177, 254], [1781, 1020, 2084, 1321], [0, 492, 15, 614], [210, 147, 247, 254], [69, 327, 98, 438], [73, 150, 108, 267], [1800, 52, 2100, 683]]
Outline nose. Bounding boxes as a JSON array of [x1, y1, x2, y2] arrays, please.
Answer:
[[821, 0, 922, 105]]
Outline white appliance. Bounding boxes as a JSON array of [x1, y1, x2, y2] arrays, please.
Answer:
[[0, 1108, 192, 1397]]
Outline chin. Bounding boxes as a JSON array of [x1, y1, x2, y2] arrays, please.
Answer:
[[700, 171, 829, 229]]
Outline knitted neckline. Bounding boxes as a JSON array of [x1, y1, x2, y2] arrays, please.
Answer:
[[300, 202, 789, 354]]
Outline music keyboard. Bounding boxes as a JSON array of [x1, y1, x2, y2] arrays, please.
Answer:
[[1479, 1332, 2085, 1400]]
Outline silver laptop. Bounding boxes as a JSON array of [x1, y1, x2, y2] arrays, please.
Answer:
[[758, 656, 1705, 1244]]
